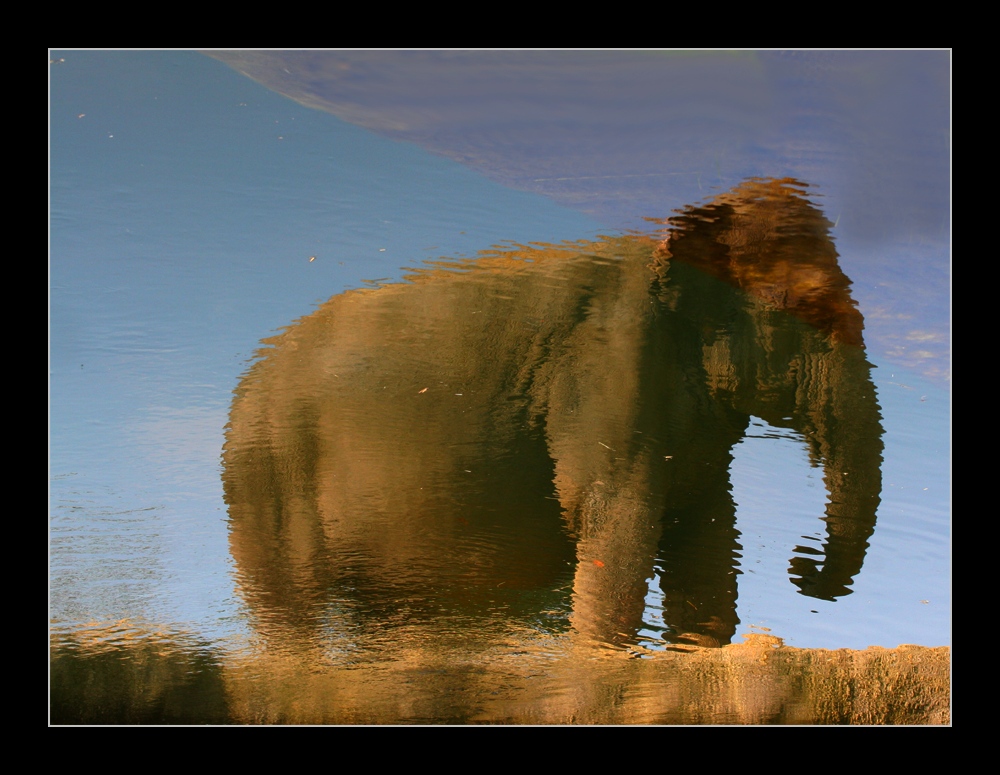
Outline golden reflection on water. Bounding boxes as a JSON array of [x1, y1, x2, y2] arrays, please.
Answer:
[[51, 623, 949, 724]]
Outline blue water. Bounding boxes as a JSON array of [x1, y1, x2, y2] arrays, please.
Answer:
[[50, 50, 949, 653]]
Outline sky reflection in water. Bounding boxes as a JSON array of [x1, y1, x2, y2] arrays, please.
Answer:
[[50, 52, 949, 719]]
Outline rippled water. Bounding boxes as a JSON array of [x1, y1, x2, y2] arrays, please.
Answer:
[[49, 51, 950, 724]]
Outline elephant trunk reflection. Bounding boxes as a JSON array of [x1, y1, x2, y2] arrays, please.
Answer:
[[222, 178, 883, 653]]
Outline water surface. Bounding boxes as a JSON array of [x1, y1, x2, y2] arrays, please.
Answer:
[[49, 50, 950, 724]]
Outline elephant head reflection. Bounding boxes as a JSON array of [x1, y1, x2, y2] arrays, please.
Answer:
[[223, 178, 883, 651]]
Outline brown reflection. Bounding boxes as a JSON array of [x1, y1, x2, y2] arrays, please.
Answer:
[[223, 178, 883, 653], [50, 624, 228, 725], [49, 626, 949, 724], [220, 637, 948, 725]]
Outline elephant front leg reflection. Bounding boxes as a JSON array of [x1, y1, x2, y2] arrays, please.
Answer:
[[656, 468, 742, 647], [564, 473, 665, 648], [560, 453, 743, 650]]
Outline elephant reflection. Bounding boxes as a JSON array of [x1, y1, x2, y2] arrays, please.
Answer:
[[223, 178, 883, 650]]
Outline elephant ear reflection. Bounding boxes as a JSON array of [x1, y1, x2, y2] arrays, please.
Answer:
[[222, 177, 883, 652]]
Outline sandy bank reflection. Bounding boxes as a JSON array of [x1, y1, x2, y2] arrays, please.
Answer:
[[223, 178, 883, 653], [50, 626, 949, 724]]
